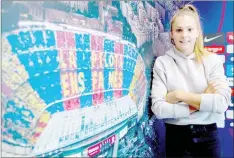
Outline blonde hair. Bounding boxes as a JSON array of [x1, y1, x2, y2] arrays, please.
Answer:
[[170, 4, 211, 63]]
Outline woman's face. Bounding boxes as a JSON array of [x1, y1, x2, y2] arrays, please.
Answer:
[[171, 15, 199, 55]]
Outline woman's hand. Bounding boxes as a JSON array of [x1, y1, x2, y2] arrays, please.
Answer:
[[166, 90, 201, 112], [166, 90, 183, 104]]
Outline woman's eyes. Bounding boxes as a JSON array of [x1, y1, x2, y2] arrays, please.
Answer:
[[176, 28, 193, 32], [188, 28, 193, 32]]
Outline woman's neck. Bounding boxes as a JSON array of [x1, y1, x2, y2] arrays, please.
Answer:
[[174, 46, 194, 56]]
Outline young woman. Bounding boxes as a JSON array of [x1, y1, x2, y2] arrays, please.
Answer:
[[151, 4, 231, 157]]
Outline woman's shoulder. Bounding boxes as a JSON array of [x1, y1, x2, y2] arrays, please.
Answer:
[[154, 54, 173, 65], [155, 49, 175, 63], [202, 52, 223, 65], [153, 54, 175, 72], [155, 54, 172, 62]]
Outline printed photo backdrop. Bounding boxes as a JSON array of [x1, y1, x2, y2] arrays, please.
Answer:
[[1, 1, 179, 157]]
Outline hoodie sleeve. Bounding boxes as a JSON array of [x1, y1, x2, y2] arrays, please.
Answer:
[[151, 59, 190, 119], [199, 55, 231, 113]]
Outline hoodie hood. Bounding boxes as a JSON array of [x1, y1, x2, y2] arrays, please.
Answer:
[[165, 46, 195, 62]]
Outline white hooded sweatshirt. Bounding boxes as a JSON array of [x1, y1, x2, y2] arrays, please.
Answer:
[[151, 46, 231, 125]]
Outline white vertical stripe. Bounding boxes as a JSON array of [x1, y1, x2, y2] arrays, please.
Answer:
[[226, 110, 234, 119], [227, 45, 234, 53]]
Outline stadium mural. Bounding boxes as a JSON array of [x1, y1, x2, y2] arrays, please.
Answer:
[[1, 1, 178, 157]]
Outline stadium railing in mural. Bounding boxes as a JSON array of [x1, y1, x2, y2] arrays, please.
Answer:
[[1, 19, 147, 157]]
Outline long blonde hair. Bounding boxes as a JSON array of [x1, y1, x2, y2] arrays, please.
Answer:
[[170, 4, 210, 63]]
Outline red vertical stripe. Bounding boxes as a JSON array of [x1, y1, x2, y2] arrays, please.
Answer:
[[218, 0, 226, 32]]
